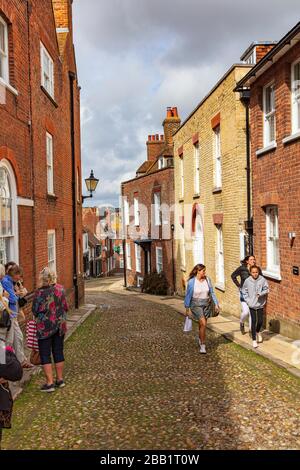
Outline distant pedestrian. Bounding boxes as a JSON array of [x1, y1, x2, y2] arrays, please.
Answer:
[[231, 255, 261, 335], [242, 266, 269, 349], [184, 264, 220, 354], [1, 265, 32, 369], [32, 268, 68, 393], [0, 327, 23, 449]]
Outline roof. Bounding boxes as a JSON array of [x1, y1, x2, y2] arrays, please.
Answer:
[[236, 22, 300, 90], [240, 41, 278, 61], [83, 227, 101, 247], [136, 161, 153, 174]]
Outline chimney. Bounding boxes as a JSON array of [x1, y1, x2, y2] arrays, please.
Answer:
[[240, 42, 277, 65], [163, 107, 181, 146], [146, 134, 165, 162], [52, 1, 73, 53]]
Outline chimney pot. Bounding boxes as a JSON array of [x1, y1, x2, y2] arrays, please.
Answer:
[[167, 108, 173, 118], [148, 135, 152, 141], [172, 107, 178, 117], [160, 135, 164, 141], [156, 134, 159, 141]]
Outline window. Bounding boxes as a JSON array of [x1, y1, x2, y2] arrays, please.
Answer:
[[83, 233, 89, 253], [134, 197, 139, 226], [120, 258, 124, 269], [0, 165, 17, 265], [46, 133, 54, 195], [156, 247, 163, 273], [158, 157, 164, 169], [216, 225, 225, 288], [154, 192, 161, 226], [41, 42, 54, 98], [180, 157, 184, 199], [126, 243, 131, 269], [48, 230, 56, 272], [244, 49, 256, 65], [124, 199, 129, 226], [135, 244, 141, 273], [0, 17, 9, 83], [263, 83, 276, 146], [194, 143, 200, 194], [119, 244, 124, 255], [266, 206, 280, 274], [292, 61, 300, 133], [214, 126, 222, 188]]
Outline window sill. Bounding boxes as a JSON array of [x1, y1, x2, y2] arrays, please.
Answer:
[[212, 187, 222, 194], [0, 78, 18, 97], [262, 270, 281, 281], [282, 131, 300, 145], [193, 193, 200, 199], [215, 283, 225, 292], [256, 142, 277, 157], [41, 86, 58, 108]]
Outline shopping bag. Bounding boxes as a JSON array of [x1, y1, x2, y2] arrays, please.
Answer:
[[183, 316, 193, 332]]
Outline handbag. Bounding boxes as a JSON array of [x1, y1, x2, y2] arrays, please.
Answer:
[[0, 309, 11, 330], [183, 316, 193, 332], [206, 279, 219, 317], [30, 349, 41, 366]]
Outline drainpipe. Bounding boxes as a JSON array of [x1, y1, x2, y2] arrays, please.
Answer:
[[69, 71, 79, 308], [240, 89, 253, 256]]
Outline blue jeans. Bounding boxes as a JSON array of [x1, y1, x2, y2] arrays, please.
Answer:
[[38, 331, 65, 365]]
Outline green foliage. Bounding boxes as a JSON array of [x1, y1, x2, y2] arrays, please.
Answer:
[[141, 271, 169, 296]]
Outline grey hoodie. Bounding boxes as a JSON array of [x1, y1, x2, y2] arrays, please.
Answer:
[[241, 275, 269, 309]]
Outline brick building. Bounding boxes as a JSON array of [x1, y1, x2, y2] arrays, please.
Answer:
[[0, 0, 83, 307], [172, 44, 275, 316], [121, 108, 180, 293], [236, 22, 300, 339]]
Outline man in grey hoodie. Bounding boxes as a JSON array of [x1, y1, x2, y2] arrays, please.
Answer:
[[241, 266, 269, 349]]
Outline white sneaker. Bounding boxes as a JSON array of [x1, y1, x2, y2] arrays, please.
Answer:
[[253, 340, 258, 349], [200, 344, 206, 354], [257, 333, 263, 343]]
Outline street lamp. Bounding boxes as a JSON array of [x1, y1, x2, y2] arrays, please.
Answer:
[[82, 170, 99, 203]]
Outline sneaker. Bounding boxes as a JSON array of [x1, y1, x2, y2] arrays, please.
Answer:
[[240, 323, 245, 335], [252, 340, 258, 349], [199, 344, 207, 354], [40, 384, 55, 393], [257, 333, 263, 343], [55, 380, 65, 389]]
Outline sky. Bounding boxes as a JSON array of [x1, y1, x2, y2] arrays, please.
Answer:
[[73, 0, 299, 209]]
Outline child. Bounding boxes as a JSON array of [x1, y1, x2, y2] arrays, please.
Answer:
[[241, 266, 269, 349]]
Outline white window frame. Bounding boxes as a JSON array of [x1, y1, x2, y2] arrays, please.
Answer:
[[154, 192, 161, 226], [120, 258, 124, 269], [214, 126, 222, 189], [266, 206, 280, 275], [46, 132, 54, 195], [135, 244, 141, 273], [40, 42, 54, 98], [126, 243, 131, 270], [194, 143, 200, 195], [263, 82, 276, 147], [291, 59, 300, 134], [47, 230, 56, 273], [216, 225, 225, 289], [0, 160, 19, 265], [158, 157, 164, 169], [0, 17, 9, 84], [156, 247, 163, 273], [83, 233, 89, 253], [134, 197, 139, 226], [180, 157, 184, 199]]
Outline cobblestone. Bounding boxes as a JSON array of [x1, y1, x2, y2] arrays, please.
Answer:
[[2, 283, 300, 450]]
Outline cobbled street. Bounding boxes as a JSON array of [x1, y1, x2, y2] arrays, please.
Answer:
[[3, 278, 300, 450]]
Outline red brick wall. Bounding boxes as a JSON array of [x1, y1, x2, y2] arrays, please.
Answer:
[[250, 40, 300, 333], [0, 0, 83, 307]]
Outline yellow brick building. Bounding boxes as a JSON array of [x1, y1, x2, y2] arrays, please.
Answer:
[[173, 64, 251, 317]]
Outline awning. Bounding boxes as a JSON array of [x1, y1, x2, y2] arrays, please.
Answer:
[[134, 239, 152, 250]]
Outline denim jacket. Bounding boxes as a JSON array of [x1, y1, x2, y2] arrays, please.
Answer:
[[184, 277, 219, 309], [1, 276, 18, 318]]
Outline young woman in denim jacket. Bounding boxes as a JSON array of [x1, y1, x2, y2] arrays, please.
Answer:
[[184, 264, 219, 354]]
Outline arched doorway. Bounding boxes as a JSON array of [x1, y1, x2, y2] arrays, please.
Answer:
[[0, 161, 18, 265], [192, 204, 204, 266]]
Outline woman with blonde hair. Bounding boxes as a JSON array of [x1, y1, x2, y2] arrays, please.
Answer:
[[32, 268, 68, 392], [184, 264, 220, 354]]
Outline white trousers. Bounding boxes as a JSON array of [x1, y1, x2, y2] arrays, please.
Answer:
[[240, 301, 251, 329]]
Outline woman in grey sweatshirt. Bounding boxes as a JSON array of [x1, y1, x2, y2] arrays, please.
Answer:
[[241, 266, 269, 348]]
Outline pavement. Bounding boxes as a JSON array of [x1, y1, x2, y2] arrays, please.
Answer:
[[100, 277, 300, 379]]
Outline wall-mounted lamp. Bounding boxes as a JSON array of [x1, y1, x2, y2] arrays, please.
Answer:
[[288, 232, 296, 240]]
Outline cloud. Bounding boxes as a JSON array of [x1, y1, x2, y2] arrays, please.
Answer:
[[73, 0, 299, 208]]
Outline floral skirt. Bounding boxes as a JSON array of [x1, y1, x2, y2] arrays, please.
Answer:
[[190, 298, 211, 321]]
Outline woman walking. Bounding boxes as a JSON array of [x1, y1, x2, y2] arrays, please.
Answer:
[[184, 264, 220, 354], [242, 266, 269, 349], [32, 268, 68, 392], [231, 255, 260, 335]]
